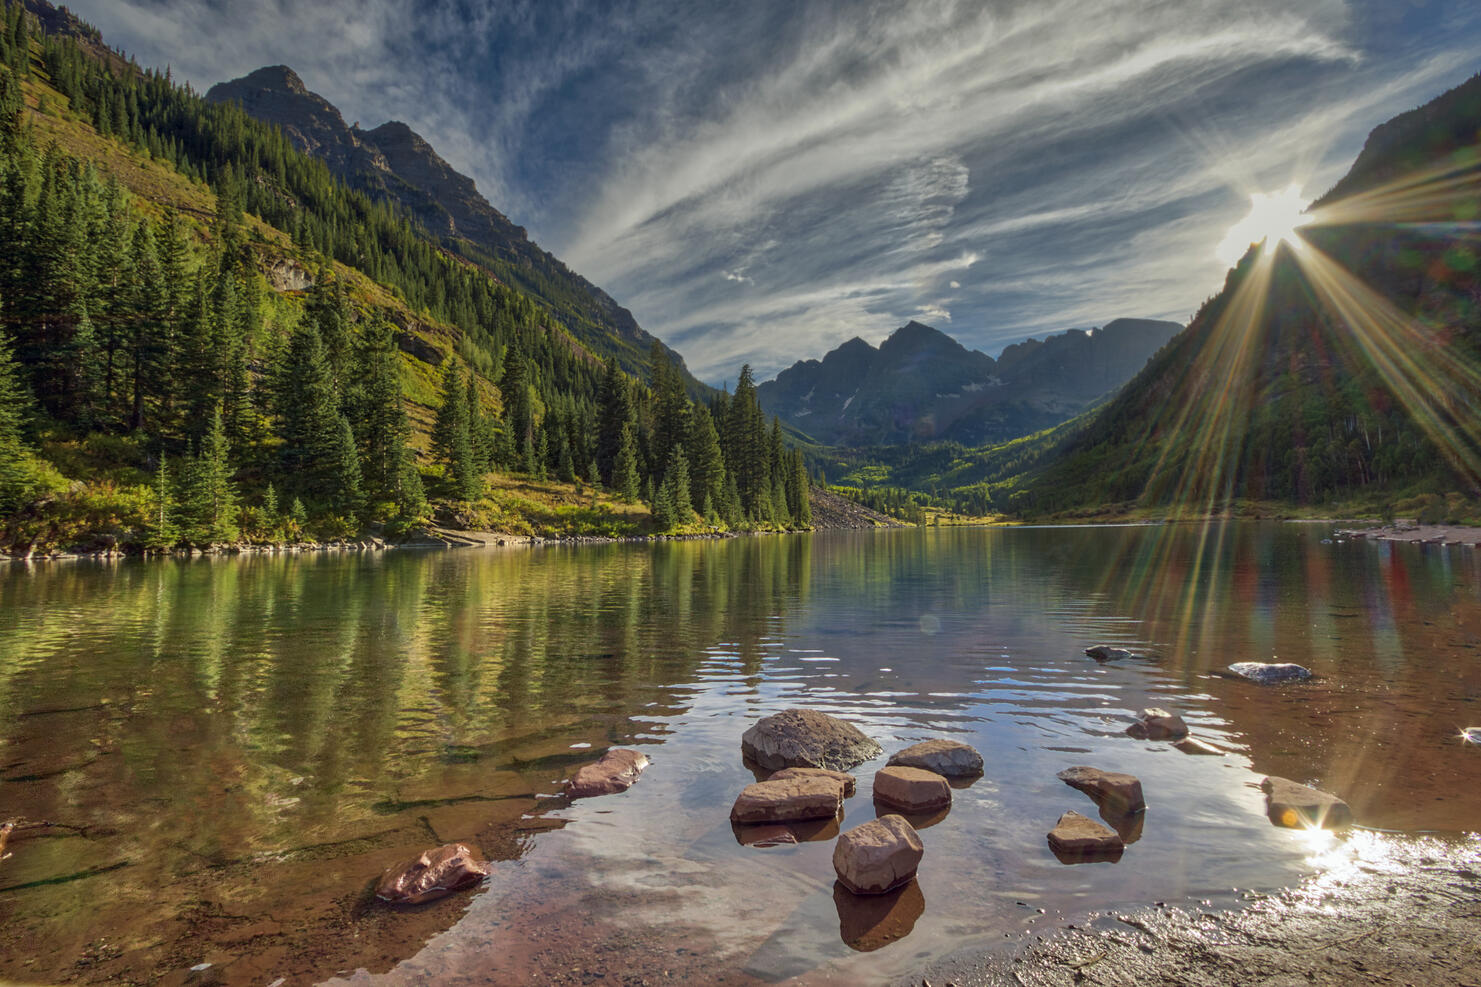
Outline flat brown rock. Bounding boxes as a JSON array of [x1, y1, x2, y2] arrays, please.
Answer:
[[1056, 765, 1146, 813], [1262, 776, 1354, 829], [1047, 810, 1124, 863], [873, 765, 952, 812], [566, 748, 649, 798], [375, 843, 491, 905], [1126, 707, 1189, 740], [1175, 736, 1225, 756], [833, 814, 924, 895], [730, 774, 845, 824], [769, 765, 857, 797], [741, 708, 883, 771], [886, 738, 984, 777]]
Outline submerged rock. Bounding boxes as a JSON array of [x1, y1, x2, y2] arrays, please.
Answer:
[[375, 843, 491, 905], [1056, 766, 1145, 814], [1047, 810, 1124, 863], [768, 765, 858, 797], [730, 774, 846, 824], [565, 748, 649, 798], [1262, 776, 1353, 829], [886, 738, 984, 777], [1126, 707, 1189, 740], [1085, 645, 1136, 662], [833, 814, 924, 895], [741, 708, 883, 771], [873, 765, 952, 813], [1226, 661, 1312, 684]]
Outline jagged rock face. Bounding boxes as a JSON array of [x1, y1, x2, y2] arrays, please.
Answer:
[[206, 67, 387, 178], [757, 318, 1180, 446]]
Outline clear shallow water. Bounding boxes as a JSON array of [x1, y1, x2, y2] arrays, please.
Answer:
[[1, 524, 1478, 984]]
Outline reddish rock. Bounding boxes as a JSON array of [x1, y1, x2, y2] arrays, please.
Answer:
[[834, 877, 926, 951], [741, 708, 882, 771], [833, 814, 924, 895], [565, 748, 649, 798], [375, 843, 491, 905], [1056, 765, 1146, 813], [730, 774, 845, 824], [886, 738, 984, 777], [769, 765, 858, 797], [872, 765, 952, 813], [1126, 707, 1189, 740], [1046, 810, 1124, 863], [1262, 776, 1354, 829], [1175, 736, 1225, 756]]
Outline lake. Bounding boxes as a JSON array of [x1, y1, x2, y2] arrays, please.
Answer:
[[1, 523, 1478, 985]]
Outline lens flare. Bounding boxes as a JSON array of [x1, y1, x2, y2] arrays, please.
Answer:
[[1216, 185, 1313, 266]]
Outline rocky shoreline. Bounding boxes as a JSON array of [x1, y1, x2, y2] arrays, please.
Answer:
[[1335, 521, 1481, 546]]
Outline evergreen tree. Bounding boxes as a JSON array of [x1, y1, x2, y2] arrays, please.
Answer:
[[149, 455, 178, 547], [611, 421, 640, 503], [352, 321, 416, 509], [180, 405, 238, 543], [595, 357, 634, 483], [663, 445, 693, 524], [687, 403, 726, 516], [329, 413, 362, 517], [431, 357, 478, 499], [275, 321, 341, 504]]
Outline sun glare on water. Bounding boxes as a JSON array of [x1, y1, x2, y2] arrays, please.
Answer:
[[1216, 184, 1313, 267]]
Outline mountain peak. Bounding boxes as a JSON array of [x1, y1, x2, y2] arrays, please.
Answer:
[[240, 64, 307, 94]]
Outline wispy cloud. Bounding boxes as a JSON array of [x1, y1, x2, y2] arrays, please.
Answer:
[[69, 0, 1481, 382]]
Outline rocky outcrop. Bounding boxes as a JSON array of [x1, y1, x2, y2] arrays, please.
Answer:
[[768, 765, 857, 797], [1046, 810, 1124, 862], [741, 708, 883, 771], [565, 749, 649, 798], [375, 843, 491, 905], [1056, 766, 1145, 814], [1262, 776, 1353, 829], [730, 774, 846, 824], [1126, 707, 1189, 740], [886, 738, 983, 777], [872, 766, 952, 813], [1225, 662, 1312, 684], [264, 256, 312, 293], [833, 815, 924, 895]]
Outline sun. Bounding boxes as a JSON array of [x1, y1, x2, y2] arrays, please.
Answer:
[[1216, 184, 1313, 267]]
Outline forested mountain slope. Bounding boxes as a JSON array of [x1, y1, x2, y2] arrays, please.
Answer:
[[1013, 73, 1481, 516], [0, 1, 809, 554]]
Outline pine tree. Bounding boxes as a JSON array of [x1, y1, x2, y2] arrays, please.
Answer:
[[663, 446, 693, 524], [595, 357, 634, 483], [181, 405, 238, 544], [149, 455, 178, 547], [352, 322, 416, 510], [329, 413, 363, 517], [431, 357, 478, 499], [0, 328, 30, 447], [687, 403, 726, 515], [275, 321, 341, 505], [612, 421, 640, 503]]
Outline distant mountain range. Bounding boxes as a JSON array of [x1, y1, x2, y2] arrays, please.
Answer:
[[206, 66, 696, 387], [757, 318, 1180, 446]]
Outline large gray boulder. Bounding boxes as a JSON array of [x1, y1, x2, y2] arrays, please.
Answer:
[[730, 774, 846, 824], [886, 738, 983, 777], [741, 708, 882, 771], [833, 814, 924, 895], [375, 843, 491, 905], [1262, 776, 1353, 829]]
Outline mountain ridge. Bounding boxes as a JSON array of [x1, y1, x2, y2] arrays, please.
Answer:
[[758, 318, 1180, 446]]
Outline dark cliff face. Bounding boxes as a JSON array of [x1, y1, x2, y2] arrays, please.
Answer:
[[206, 67, 682, 378], [757, 318, 1180, 446]]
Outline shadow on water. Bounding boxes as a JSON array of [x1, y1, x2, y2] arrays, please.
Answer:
[[0, 524, 1477, 984]]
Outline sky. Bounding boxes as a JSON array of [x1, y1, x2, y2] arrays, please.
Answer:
[[69, 0, 1481, 385]]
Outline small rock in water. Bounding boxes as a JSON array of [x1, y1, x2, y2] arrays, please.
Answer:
[[833, 814, 924, 895], [376, 843, 491, 905], [1047, 810, 1125, 863], [1056, 766, 1145, 814], [873, 765, 952, 813], [1084, 645, 1136, 662], [768, 765, 858, 797], [731, 774, 846, 824], [1225, 661, 1312, 684], [741, 708, 883, 771], [1261, 776, 1353, 829], [1174, 736, 1225, 756], [565, 748, 649, 798], [1126, 707, 1188, 740], [886, 738, 984, 777]]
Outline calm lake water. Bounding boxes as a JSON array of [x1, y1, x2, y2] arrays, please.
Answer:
[[1, 523, 1479, 985]]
